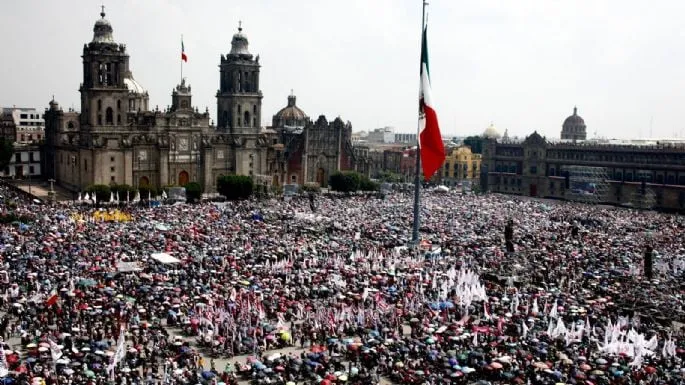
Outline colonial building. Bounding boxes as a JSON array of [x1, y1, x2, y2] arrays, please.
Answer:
[[44, 9, 353, 193], [482, 111, 685, 211], [561, 107, 587, 142], [268, 93, 355, 187], [439, 145, 481, 186]]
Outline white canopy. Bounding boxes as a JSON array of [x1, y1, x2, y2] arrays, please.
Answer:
[[150, 253, 181, 264]]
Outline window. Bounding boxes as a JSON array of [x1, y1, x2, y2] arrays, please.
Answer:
[[29, 166, 34, 174], [106, 108, 113, 125], [110, 157, 115, 162], [84, 159, 88, 171], [253, 105, 256, 114], [530, 166, 537, 175], [15, 154, 20, 162], [291, 175, 297, 183], [117, 100, 121, 110], [21, 134, 25, 142], [111, 176, 115, 182], [20, 114, 27, 119], [181, 100, 189, 108], [117, 114, 121, 125], [29, 153, 34, 162], [110, 166, 115, 172], [28, 134, 32, 141], [97, 115, 102, 125], [97, 100, 102, 111]]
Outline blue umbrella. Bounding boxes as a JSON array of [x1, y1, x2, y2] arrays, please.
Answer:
[[202, 371, 215, 379]]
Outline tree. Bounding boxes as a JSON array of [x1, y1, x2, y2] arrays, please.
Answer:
[[0, 137, 13, 172], [462, 136, 484, 154], [217, 175, 254, 200], [85, 184, 111, 203], [329, 171, 359, 193], [184, 182, 203, 203], [138, 185, 158, 201], [329, 171, 378, 192]]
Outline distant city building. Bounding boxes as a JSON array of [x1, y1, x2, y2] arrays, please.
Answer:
[[0, 113, 16, 143], [43, 9, 353, 192], [395, 133, 417, 144], [1, 107, 44, 144], [365, 126, 395, 144], [482, 110, 685, 211], [560, 106, 587, 142]]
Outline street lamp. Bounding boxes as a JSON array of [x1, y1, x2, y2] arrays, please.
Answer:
[[47, 178, 56, 203]]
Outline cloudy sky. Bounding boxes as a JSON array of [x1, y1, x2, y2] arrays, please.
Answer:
[[2, 0, 685, 139]]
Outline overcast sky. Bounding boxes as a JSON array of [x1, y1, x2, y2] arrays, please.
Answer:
[[2, 0, 685, 139]]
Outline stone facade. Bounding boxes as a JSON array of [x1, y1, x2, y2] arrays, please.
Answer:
[[43, 10, 354, 193], [482, 131, 685, 211]]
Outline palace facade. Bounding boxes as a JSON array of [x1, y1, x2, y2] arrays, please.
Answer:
[[481, 109, 685, 211]]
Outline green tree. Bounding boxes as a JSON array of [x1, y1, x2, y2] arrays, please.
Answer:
[[184, 182, 203, 203], [85, 184, 111, 203], [462, 136, 484, 154], [0, 137, 14, 171], [217, 175, 254, 200], [138, 185, 158, 200], [359, 176, 379, 191], [329, 171, 359, 193]]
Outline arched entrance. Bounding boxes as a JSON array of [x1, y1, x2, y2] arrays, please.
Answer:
[[178, 171, 189, 186], [139, 176, 150, 187], [316, 168, 326, 187]]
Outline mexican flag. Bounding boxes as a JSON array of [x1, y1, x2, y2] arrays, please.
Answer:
[[419, 25, 445, 180], [181, 38, 188, 62], [45, 289, 59, 307]]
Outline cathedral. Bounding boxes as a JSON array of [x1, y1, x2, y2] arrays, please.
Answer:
[[43, 9, 354, 194]]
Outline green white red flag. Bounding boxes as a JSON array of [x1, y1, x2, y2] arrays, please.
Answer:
[[419, 25, 445, 180]]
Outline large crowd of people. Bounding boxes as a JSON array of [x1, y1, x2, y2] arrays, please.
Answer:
[[0, 182, 684, 385]]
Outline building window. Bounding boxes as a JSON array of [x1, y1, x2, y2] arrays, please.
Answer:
[[111, 157, 115, 162], [97, 115, 102, 125], [117, 114, 121, 124], [110, 166, 115, 172], [97, 100, 102, 111], [106, 108, 113, 125], [21, 134, 25, 142], [15, 154, 20, 162], [84, 160, 88, 171], [28, 134, 32, 141], [29, 153, 34, 162], [117, 100, 121, 110], [111, 176, 115, 182], [530, 166, 537, 174], [20, 114, 27, 119], [29, 166, 34, 174]]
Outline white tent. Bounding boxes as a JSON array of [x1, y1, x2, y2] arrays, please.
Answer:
[[150, 253, 181, 264]]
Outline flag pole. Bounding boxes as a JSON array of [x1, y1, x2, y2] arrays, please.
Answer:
[[412, 0, 428, 245], [180, 34, 184, 84]]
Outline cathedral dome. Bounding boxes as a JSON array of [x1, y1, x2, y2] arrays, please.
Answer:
[[229, 24, 251, 57], [561, 106, 587, 141], [123, 72, 146, 94], [482, 123, 501, 139], [92, 8, 115, 44], [273, 94, 308, 129]]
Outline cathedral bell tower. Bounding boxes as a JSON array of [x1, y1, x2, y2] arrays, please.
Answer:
[[79, 7, 132, 129], [216, 22, 263, 133]]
